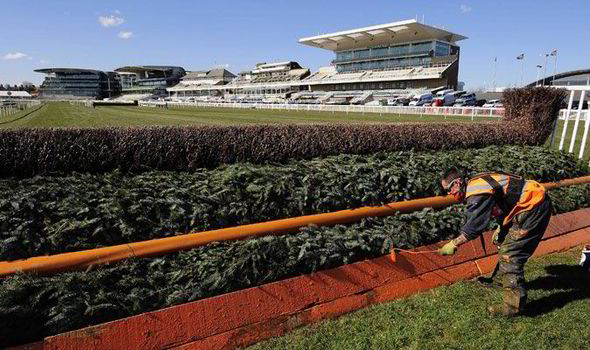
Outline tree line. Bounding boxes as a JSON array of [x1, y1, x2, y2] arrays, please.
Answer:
[[0, 82, 36, 93]]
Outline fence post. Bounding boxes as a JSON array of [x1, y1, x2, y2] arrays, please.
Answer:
[[568, 92, 585, 153], [559, 91, 576, 151], [579, 109, 590, 160], [549, 109, 563, 147]]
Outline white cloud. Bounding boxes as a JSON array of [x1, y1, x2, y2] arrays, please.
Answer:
[[98, 15, 125, 27], [2, 52, 31, 60], [118, 31, 134, 39], [460, 4, 472, 13]]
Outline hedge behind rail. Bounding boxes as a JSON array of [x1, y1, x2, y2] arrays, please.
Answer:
[[0, 87, 566, 177]]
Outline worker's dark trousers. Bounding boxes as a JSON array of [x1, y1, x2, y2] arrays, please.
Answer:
[[497, 197, 553, 310]]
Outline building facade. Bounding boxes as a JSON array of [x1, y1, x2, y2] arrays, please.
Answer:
[[298, 19, 466, 92], [34, 68, 121, 99], [114, 66, 186, 96]]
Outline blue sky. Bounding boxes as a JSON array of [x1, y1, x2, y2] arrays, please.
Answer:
[[1, 0, 588, 90]]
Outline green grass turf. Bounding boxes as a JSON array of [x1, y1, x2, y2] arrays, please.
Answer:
[[0, 102, 500, 128], [249, 246, 590, 350], [548, 119, 590, 163]]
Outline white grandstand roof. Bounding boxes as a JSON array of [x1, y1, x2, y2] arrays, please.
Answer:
[[299, 19, 467, 51], [0, 91, 32, 98]]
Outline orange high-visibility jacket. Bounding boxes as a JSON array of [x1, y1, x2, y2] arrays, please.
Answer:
[[465, 172, 546, 226]]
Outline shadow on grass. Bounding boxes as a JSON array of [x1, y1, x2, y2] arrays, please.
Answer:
[[523, 264, 590, 316], [0, 104, 45, 126]]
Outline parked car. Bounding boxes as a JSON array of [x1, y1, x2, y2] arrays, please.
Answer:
[[364, 99, 387, 106], [325, 97, 350, 105], [475, 99, 487, 107], [409, 93, 433, 106], [453, 93, 477, 106], [482, 99, 503, 108], [433, 89, 456, 106], [394, 97, 410, 106]]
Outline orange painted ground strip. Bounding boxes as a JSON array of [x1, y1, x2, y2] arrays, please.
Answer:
[[11, 208, 590, 350]]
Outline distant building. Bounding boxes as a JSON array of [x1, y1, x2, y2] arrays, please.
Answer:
[[527, 69, 590, 88], [34, 68, 120, 100], [114, 66, 186, 97], [169, 62, 311, 101], [221, 61, 310, 101], [167, 68, 236, 98], [0, 91, 32, 99], [298, 19, 466, 92]]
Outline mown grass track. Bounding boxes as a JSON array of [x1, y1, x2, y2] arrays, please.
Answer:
[[249, 246, 590, 350], [0, 102, 501, 128]]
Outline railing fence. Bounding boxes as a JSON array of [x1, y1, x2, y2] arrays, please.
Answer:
[[0, 100, 42, 118], [551, 88, 590, 164]]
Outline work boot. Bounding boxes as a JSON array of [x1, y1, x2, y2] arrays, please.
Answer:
[[487, 303, 519, 317], [474, 275, 502, 288], [488, 289, 526, 317]]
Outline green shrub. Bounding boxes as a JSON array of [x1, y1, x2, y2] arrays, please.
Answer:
[[0, 87, 567, 177], [0, 145, 587, 261], [1, 183, 589, 347], [503, 86, 566, 145]]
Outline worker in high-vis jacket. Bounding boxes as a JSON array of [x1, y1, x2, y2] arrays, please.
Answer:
[[437, 167, 553, 316]]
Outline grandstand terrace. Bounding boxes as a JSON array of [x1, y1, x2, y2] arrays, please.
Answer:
[[166, 68, 236, 100], [35, 68, 121, 100], [215, 61, 310, 102], [296, 19, 466, 103], [114, 66, 186, 100]]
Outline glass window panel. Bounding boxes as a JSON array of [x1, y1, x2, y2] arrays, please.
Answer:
[[354, 49, 370, 59], [398, 44, 410, 55], [371, 47, 387, 57], [435, 42, 450, 56]]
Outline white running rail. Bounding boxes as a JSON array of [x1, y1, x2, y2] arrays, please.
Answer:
[[552, 87, 590, 164]]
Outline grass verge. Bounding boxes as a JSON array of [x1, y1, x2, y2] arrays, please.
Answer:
[[0, 102, 500, 128], [249, 246, 590, 350]]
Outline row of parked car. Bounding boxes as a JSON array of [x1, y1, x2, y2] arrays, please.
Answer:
[[380, 90, 503, 108]]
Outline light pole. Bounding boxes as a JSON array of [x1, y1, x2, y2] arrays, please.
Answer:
[[492, 56, 497, 92], [550, 49, 558, 85], [536, 65, 543, 87], [542, 53, 549, 86], [516, 54, 525, 87]]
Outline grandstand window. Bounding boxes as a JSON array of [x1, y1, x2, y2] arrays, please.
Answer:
[[354, 49, 370, 59], [371, 47, 388, 58], [410, 42, 432, 55], [338, 51, 353, 60], [391, 44, 410, 56], [435, 41, 450, 56]]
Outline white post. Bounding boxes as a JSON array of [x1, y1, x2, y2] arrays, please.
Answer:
[[579, 108, 590, 159], [568, 92, 585, 153], [559, 91, 576, 151]]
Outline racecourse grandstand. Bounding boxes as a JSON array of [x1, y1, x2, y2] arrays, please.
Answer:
[[295, 19, 466, 104], [114, 66, 186, 100], [216, 61, 310, 102], [167, 68, 236, 100], [35, 68, 121, 100]]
